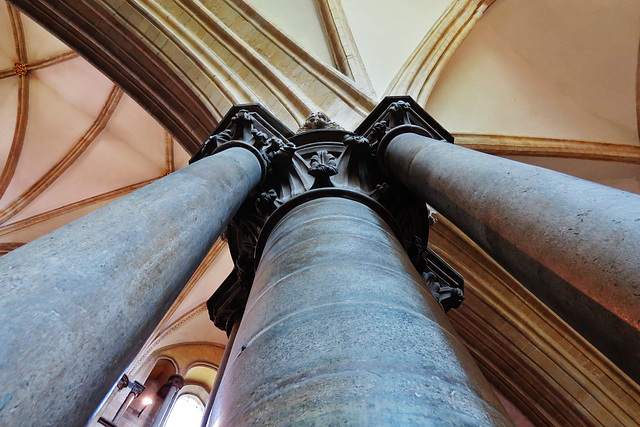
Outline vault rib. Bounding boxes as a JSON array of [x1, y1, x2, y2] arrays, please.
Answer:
[[0, 177, 158, 237], [455, 133, 640, 164], [314, 0, 375, 97], [164, 131, 175, 175], [0, 5, 30, 200], [0, 84, 123, 225]]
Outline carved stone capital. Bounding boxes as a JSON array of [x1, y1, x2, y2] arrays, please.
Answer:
[[129, 381, 145, 396], [297, 112, 343, 132], [189, 104, 295, 185], [167, 374, 185, 390], [407, 236, 464, 312], [265, 136, 296, 167], [207, 246, 256, 334], [354, 96, 454, 165], [343, 134, 373, 153], [116, 374, 129, 390], [202, 98, 464, 332]]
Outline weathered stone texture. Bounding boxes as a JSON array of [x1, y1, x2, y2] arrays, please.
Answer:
[[211, 196, 511, 426], [0, 147, 262, 426], [384, 132, 640, 383]]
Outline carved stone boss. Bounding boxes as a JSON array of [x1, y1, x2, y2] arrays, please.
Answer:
[[191, 97, 464, 334]]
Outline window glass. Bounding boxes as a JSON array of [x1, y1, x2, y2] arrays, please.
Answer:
[[164, 394, 204, 427]]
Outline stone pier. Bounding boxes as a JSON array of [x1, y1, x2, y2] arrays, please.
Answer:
[[380, 125, 640, 381], [210, 193, 511, 425]]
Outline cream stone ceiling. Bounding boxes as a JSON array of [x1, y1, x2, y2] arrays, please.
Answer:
[[1, 0, 640, 383]]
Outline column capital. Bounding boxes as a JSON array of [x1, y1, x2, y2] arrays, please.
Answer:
[[167, 374, 185, 390], [354, 96, 454, 168], [204, 101, 464, 332], [129, 381, 145, 397], [354, 96, 453, 138], [190, 104, 296, 187], [116, 374, 129, 390]]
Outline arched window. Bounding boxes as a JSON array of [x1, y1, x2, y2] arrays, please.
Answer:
[[164, 394, 204, 427]]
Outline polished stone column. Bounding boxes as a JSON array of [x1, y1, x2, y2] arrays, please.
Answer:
[[112, 381, 145, 424], [201, 319, 240, 427], [151, 374, 184, 427], [210, 194, 511, 425], [0, 147, 263, 427], [381, 129, 640, 382]]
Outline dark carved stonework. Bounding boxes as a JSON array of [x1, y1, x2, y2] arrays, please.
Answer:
[[168, 374, 185, 389], [129, 381, 145, 397], [297, 112, 343, 133], [309, 150, 338, 189], [190, 104, 295, 168], [194, 97, 463, 332], [157, 375, 185, 399], [406, 236, 464, 312], [116, 374, 129, 390]]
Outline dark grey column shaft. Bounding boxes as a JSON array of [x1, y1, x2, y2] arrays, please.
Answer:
[[0, 147, 262, 427], [382, 131, 640, 382], [201, 320, 239, 427], [210, 196, 511, 426]]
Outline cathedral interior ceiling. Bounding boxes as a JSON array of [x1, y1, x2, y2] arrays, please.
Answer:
[[1, 0, 640, 424]]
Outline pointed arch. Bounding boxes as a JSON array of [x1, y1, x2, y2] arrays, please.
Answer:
[[9, 0, 378, 155], [385, 0, 496, 104]]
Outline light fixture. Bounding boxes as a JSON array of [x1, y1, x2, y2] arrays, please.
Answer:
[[137, 397, 154, 417]]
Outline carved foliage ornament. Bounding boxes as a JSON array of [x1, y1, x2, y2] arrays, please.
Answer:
[[406, 236, 464, 312], [190, 109, 295, 171], [309, 150, 338, 189], [343, 134, 375, 153]]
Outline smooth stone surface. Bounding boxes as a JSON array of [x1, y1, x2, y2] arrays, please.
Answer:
[[384, 132, 640, 383], [0, 147, 262, 427], [211, 197, 511, 426]]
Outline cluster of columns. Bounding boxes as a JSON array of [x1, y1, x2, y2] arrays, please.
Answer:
[[0, 98, 638, 427]]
